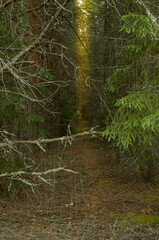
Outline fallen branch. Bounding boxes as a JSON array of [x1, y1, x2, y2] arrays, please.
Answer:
[[2, 167, 78, 192], [0, 129, 102, 148], [0, 167, 78, 179]]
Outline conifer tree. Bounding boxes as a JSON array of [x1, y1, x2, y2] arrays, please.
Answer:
[[102, 1, 159, 178]]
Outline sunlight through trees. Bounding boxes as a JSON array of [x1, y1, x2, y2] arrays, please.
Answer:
[[76, 0, 92, 131]]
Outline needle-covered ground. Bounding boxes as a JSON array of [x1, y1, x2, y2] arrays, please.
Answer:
[[0, 137, 159, 239]]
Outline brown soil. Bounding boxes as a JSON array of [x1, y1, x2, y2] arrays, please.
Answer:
[[0, 137, 159, 239]]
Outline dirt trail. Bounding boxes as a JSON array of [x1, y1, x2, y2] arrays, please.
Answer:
[[0, 137, 159, 239]]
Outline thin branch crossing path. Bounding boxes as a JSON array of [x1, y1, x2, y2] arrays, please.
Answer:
[[0, 130, 102, 148]]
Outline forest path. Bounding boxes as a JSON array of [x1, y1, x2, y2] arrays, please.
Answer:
[[0, 137, 159, 239]]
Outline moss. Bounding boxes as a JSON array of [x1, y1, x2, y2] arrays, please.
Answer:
[[127, 212, 136, 217], [119, 214, 159, 227], [109, 212, 159, 227], [109, 212, 135, 219], [143, 191, 159, 201], [119, 220, 131, 227], [109, 213, 119, 218]]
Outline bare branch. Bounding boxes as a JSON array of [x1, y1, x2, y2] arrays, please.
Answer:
[[27, 0, 49, 14], [0, 0, 19, 12], [0, 167, 78, 179], [0, 0, 69, 75], [0, 167, 78, 191], [0, 129, 102, 148], [92, 81, 113, 121], [137, 0, 159, 30], [0, 89, 43, 102], [63, 16, 89, 54]]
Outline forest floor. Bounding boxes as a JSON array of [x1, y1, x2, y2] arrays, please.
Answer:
[[0, 137, 159, 239]]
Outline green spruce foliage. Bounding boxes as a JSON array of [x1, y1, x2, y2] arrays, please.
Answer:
[[102, 12, 159, 179]]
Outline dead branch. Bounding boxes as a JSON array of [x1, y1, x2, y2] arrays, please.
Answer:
[[27, 0, 49, 14], [63, 16, 89, 55], [0, 0, 19, 12], [0, 0, 69, 75], [0, 89, 43, 103], [1, 167, 78, 191], [137, 0, 159, 30], [15, 130, 102, 145], [0, 167, 78, 179], [0, 130, 102, 148], [92, 81, 113, 121]]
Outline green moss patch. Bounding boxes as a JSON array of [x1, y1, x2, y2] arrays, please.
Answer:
[[119, 214, 159, 227]]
